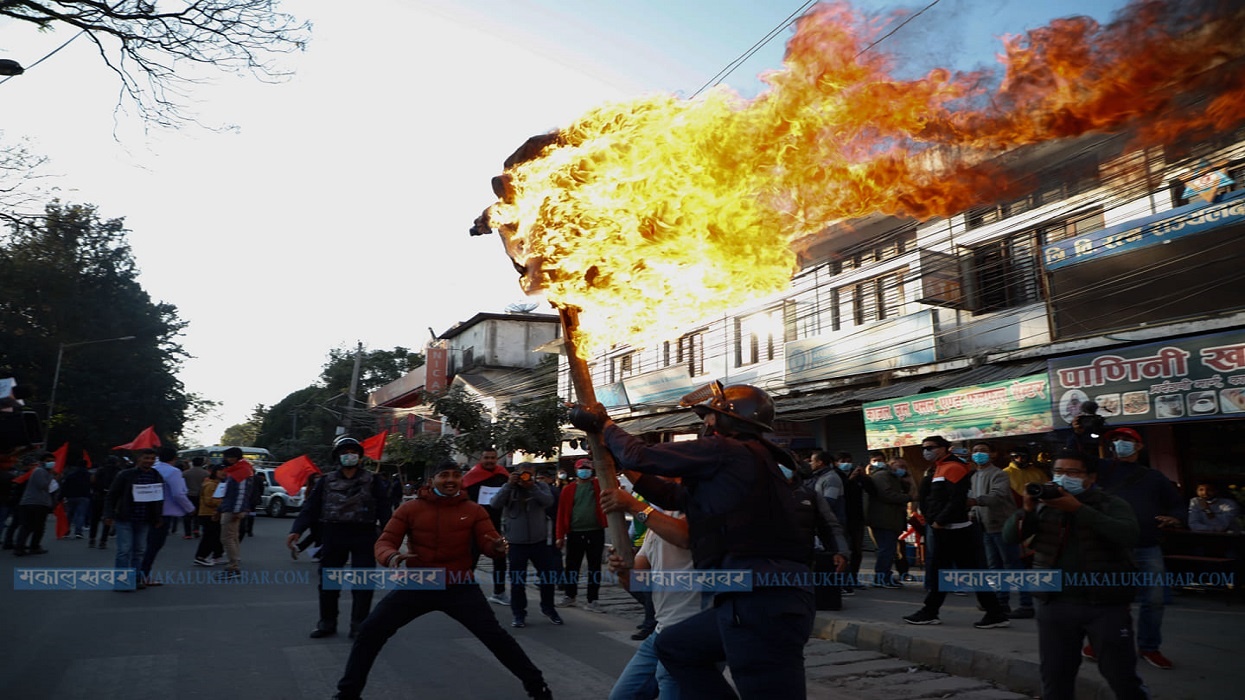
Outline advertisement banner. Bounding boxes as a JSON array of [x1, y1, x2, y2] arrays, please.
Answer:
[[862, 374, 1053, 449], [1047, 329, 1245, 427]]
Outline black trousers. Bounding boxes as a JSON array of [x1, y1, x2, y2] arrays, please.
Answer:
[[336, 585, 546, 699], [88, 496, 111, 543], [318, 525, 377, 625], [844, 520, 865, 584], [921, 526, 1004, 615], [506, 541, 561, 617], [563, 529, 605, 602], [1036, 599, 1149, 700], [194, 516, 223, 559], [182, 496, 200, 534], [14, 504, 50, 551]]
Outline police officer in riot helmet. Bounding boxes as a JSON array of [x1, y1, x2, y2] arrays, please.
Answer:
[[287, 436, 392, 640], [570, 382, 813, 700]]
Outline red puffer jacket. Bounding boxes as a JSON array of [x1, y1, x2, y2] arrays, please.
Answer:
[[374, 486, 502, 578]]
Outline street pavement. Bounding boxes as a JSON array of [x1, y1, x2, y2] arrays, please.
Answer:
[[2, 516, 1240, 699]]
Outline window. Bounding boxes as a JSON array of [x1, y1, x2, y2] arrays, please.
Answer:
[[966, 156, 1102, 230], [843, 269, 907, 325], [830, 227, 917, 275], [678, 331, 705, 376], [609, 353, 637, 383], [734, 306, 793, 367], [971, 211, 1104, 313]]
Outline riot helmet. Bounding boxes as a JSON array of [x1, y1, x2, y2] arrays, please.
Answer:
[[688, 382, 774, 435]]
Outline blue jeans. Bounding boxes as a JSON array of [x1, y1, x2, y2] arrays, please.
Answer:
[[871, 528, 899, 583], [113, 520, 151, 586], [1133, 545, 1165, 652], [64, 497, 90, 535], [982, 531, 1033, 608], [610, 630, 678, 700]]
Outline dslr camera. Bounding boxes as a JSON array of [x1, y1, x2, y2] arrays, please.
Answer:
[[1077, 400, 1107, 439], [1025, 482, 1063, 500]]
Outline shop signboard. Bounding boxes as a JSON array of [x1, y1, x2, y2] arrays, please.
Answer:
[[862, 374, 1053, 449], [1047, 329, 1245, 427]]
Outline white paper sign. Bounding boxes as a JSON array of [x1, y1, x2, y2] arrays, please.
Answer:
[[477, 485, 502, 506], [132, 483, 163, 503], [212, 481, 227, 498], [48, 478, 60, 494]]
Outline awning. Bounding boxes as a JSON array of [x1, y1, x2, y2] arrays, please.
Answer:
[[615, 410, 701, 434], [775, 359, 1049, 422]]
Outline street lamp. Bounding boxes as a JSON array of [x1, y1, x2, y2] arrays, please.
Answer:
[[46, 335, 137, 423]]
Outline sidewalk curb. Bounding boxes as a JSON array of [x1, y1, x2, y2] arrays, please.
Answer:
[[811, 613, 1116, 700]]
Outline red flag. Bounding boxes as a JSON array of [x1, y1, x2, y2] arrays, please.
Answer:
[[13, 468, 32, 484], [54, 503, 70, 539], [52, 443, 69, 475], [224, 459, 254, 483], [82, 450, 93, 469], [112, 425, 162, 451], [360, 430, 388, 461], [274, 455, 320, 496]]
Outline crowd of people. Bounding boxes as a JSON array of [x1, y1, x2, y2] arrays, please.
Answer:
[[2, 381, 1241, 700]]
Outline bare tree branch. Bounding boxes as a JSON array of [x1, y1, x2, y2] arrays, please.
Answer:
[[1, 1, 311, 128]]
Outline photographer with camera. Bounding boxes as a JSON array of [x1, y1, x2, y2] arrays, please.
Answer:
[[491, 462, 563, 629], [1068, 418, 1183, 670], [1003, 449, 1149, 700]]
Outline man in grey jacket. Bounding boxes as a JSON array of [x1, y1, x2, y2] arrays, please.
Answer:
[[968, 441, 1033, 618], [866, 458, 914, 587], [14, 452, 55, 555], [492, 463, 563, 629]]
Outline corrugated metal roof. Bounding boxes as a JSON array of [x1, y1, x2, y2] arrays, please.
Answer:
[[616, 410, 701, 434]]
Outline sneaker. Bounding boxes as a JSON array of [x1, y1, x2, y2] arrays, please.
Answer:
[[973, 613, 1011, 629], [840, 588, 855, 597], [555, 594, 577, 608], [210, 556, 227, 565], [511, 615, 526, 628], [1140, 650, 1173, 670], [74, 533, 85, 539], [1082, 644, 1097, 662], [903, 609, 942, 625], [310, 621, 337, 638], [193, 557, 214, 567], [543, 610, 564, 625], [582, 601, 606, 614], [488, 592, 511, 606], [526, 682, 553, 700], [1011, 606, 1036, 619]]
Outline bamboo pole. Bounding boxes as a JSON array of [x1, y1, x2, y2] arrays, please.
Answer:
[[558, 306, 635, 566]]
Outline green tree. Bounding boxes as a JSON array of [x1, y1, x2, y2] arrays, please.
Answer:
[[0, 200, 194, 457], [220, 404, 266, 446], [494, 395, 569, 459]]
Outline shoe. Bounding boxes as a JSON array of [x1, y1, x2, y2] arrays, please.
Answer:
[[880, 577, 903, 589], [525, 682, 553, 700], [511, 615, 526, 628], [631, 628, 653, 640], [1140, 650, 1173, 670], [488, 592, 511, 606], [74, 533, 85, 539], [29, 547, 49, 555], [1011, 606, 1035, 619], [210, 556, 227, 564], [543, 609, 564, 626], [582, 601, 605, 614], [13, 549, 26, 557], [193, 557, 214, 567], [310, 621, 338, 638], [840, 588, 855, 597], [143, 578, 164, 587], [1082, 644, 1097, 662], [973, 613, 1010, 629], [555, 595, 577, 608], [903, 609, 942, 625], [136, 581, 147, 590]]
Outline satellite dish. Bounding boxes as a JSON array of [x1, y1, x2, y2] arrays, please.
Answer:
[[505, 302, 540, 313]]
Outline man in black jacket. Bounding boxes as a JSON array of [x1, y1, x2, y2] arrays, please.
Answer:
[[103, 449, 165, 590]]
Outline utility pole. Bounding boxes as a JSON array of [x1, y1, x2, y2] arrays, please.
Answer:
[[337, 341, 363, 437]]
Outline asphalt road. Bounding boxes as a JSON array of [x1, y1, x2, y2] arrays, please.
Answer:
[[0, 516, 644, 700]]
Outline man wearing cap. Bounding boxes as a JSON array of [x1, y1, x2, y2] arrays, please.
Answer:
[[1070, 424, 1183, 670], [334, 461, 552, 700], [288, 436, 391, 639], [569, 383, 812, 700], [491, 462, 563, 628], [1003, 446, 1047, 500]]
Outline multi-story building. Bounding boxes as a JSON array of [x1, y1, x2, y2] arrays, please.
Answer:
[[565, 126, 1245, 495]]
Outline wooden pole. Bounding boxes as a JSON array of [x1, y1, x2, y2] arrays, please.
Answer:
[[558, 306, 635, 566]]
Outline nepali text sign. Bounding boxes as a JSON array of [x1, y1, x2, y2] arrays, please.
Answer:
[[1047, 329, 1245, 427], [863, 374, 1053, 449]]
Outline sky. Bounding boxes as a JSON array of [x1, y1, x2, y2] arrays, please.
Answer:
[[0, 0, 1129, 445]]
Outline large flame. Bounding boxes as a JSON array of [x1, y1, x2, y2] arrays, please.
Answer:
[[485, 0, 1245, 356]]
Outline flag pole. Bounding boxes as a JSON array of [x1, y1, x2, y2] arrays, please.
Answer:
[[557, 305, 635, 566]]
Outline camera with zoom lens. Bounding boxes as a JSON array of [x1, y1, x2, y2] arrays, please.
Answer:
[[1078, 400, 1107, 439], [1025, 482, 1063, 500]]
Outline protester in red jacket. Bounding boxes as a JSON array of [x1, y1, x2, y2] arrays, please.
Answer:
[[554, 459, 608, 612], [334, 461, 552, 700]]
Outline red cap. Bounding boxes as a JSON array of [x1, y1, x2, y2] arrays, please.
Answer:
[[1107, 427, 1143, 443], [574, 458, 593, 470]]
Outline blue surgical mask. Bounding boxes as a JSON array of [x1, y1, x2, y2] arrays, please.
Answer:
[[576, 469, 593, 480], [778, 465, 794, 480], [44, 461, 56, 470], [432, 486, 448, 497], [971, 453, 991, 466], [339, 453, 360, 468], [1053, 474, 1086, 495], [1113, 440, 1136, 458], [921, 449, 937, 462], [838, 462, 853, 471], [893, 468, 907, 477]]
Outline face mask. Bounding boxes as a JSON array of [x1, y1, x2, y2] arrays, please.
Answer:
[[971, 453, 991, 466], [838, 462, 852, 471], [1113, 440, 1136, 458], [778, 465, 794, 480], [1053, 474, 1086, 495], [432, 486, 448, 497], [44, 461, 56, 470], [339, 453, 360, 468], [576, 469, 593, 480], [870, 461, 885, 470], [921, 449, 937, 462], [893, 467, 907, 477]]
